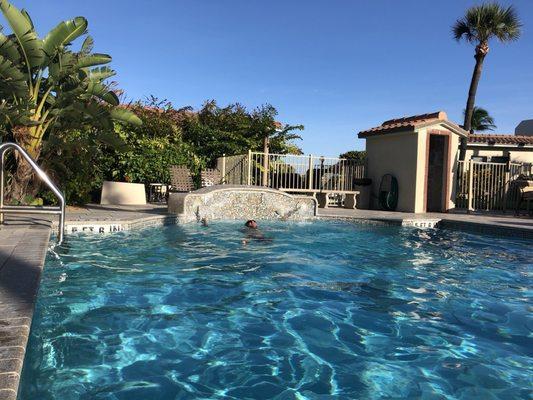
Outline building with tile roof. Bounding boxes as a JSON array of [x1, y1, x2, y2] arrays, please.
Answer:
[[465, 130, 533, 165], [357, 111, 468, 213]]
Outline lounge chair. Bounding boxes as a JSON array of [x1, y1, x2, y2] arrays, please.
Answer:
[[169, 166, 195, 192], [200, 168, 221, 188]]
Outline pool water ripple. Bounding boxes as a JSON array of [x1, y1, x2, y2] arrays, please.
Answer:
[[20, 221, 532, 399]]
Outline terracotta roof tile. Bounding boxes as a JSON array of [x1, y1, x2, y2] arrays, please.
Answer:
[[358, 111, 449, 136], [381, 111, 447, 126], [468, 134, 533, 145]]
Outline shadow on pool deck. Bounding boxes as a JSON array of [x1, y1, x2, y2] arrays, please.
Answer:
[[0, 219, 50, 399]]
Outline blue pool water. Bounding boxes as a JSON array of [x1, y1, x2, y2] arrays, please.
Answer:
[[20, 221, 532, 399]]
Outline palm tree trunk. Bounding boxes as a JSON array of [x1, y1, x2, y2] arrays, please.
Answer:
[[459, 48, 487, 161], [5, 126, 41, 203], [7, 158, 36, 202]]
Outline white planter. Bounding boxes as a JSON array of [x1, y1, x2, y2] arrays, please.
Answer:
[[100, 181, 146, 205]]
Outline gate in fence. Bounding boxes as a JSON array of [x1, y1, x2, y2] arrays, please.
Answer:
[[455, 160, 532, 212]]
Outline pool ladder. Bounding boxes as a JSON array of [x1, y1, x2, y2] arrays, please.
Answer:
[[0, 142, 65, 244]]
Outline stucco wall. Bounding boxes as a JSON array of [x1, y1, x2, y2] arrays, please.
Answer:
[[365, 132, 419, 212], [414, 129, 427, 213], [168, 186, 317, 223], [465, 148, 533, 164]]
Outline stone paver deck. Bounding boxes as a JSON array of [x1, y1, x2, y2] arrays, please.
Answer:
[[65, 204, 168, 222], [60, 204, 173, 234], [0, 218, 50, 400]]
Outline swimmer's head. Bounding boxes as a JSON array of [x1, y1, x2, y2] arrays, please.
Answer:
[[245, 220, 258, 229]]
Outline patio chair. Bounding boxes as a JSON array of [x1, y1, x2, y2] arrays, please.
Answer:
[[513, 175, 533, 216], [201, 168, 221, 188], [169, 165, 195, 192]]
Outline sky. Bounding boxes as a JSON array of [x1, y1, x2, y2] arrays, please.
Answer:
[[10, 0, 533, 156]]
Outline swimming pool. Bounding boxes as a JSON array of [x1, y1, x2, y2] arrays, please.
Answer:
[[20, 221, 532, 399]]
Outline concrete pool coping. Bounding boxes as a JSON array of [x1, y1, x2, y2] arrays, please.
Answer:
[[0, 205, 531, 398], [57, 204, 533, 239]]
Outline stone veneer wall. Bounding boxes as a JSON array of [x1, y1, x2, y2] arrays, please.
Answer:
[[168, 185, 316, 223]]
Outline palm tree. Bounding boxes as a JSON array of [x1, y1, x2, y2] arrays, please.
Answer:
[[250, 104, 303, 185], [0, 0, 141, 200], [464, 106, 496, 132], [453, 3, 521, 159]]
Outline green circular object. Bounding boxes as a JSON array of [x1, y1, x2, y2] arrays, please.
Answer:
[[378, 174, 398, 211]]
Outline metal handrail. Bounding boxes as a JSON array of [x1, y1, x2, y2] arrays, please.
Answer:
[[0, 142, 65, 244]]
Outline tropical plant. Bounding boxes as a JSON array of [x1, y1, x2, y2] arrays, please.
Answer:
[[464, 106, 496, 132], [180, 100, 303, 165], [108, 101, 201, 186], [339, 150, 366, 164], [0, 0, 141, 201], [38, 99, 198, 204], [453, 2, 521, 158], [250, 104, 304, 157]]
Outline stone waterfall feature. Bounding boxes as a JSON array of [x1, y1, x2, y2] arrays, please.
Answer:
[[168, 185, 317, 223]]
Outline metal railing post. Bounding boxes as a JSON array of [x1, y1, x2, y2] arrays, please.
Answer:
[[221, 154, 226, 184], [308, 154, 313, 190], [467, 159, 474, 212], [262, 148, 269, 187], [503, 159, 511, 213], [247, 150, 252, 186], [0, 143, 65, 244]]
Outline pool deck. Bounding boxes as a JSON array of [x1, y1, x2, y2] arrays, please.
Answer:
[[317, 208, 533, 237], [0, 218, 51, 400], [0, 204, 531, 398]]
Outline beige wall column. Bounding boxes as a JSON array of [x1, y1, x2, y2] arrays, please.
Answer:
[[366, 132, 418, 212]]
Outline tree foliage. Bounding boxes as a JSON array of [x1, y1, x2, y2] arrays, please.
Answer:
[[453, 2, 521, 159], [339, 150, 366, 164], [107, 100, 200, 186], [45, 97, 304, 204], [464, 106, 496, 132], [180, 100, 303, 164], [453, 3, 521, 45], [0, 1, 304, 205], [0, 0, 140, 200]]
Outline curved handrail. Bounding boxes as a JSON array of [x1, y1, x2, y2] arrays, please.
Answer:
[[0, 142, 65, 244]]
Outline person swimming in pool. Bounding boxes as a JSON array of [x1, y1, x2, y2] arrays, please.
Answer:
[[242, 219, 270, 244], [244, 219, 258, 229]]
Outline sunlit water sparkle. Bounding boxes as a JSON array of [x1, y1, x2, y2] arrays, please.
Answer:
[[20, 221, 532, 399]]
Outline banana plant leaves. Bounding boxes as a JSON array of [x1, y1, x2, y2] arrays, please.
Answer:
[[0, 53, 27, 95], [77, 53, 112, 68], [43, 16, 88, 59], [110, 108, 143, 126], [87, 66, 116, 81], [0, 0, 44, 68], [85, 81, 119, 106], [0, 32, 20, 63]]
